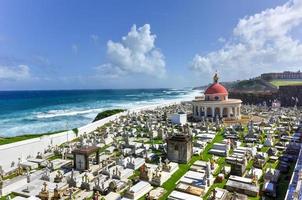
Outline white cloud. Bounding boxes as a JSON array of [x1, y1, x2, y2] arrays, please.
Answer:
[[218, 37, 226, 43], [0, 65, 30, 80], [190, 0, 302, 81], [98, 24, 166, 78], [95, 64, 124, 79]]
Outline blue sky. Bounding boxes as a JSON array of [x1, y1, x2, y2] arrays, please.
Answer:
[[1, 0, 302, 90]]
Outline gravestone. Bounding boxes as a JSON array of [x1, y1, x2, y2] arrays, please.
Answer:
[[68, 169, 77, 188], [41, 167, 50, 181], [38, 182, 50, 200], [80, 173, 90, 191]]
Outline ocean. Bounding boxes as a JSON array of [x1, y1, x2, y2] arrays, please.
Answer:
[[0, 89, 199, 137]]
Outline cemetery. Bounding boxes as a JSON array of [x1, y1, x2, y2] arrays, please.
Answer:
[[0, 77, 301, 200]]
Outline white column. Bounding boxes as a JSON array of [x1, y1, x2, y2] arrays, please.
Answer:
[[212, 106, 215, 117], [227, 107, 231, 118], [205, 107, 207, 117], [237, 106, 241, 118], [238, 105, 241, 118], [220, 107, 223, 118]]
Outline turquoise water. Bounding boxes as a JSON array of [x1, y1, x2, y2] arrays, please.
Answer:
[[0, 89, 196, 136]]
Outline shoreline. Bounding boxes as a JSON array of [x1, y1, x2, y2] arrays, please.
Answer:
[[0, 101, 182, 146], [0, 89, 200, 137], [0, 89, 201, 139], [0, 99, 187, 147], [0, 92, 199, 173]]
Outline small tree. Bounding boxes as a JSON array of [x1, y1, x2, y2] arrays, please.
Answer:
[[72, 128, 79, 137]]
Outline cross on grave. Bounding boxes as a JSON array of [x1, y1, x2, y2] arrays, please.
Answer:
[[77, 159, 83, 169], [42, 182, 48, 192], [71, 169, 74, 179], [165, 159, 169, 166], [212, 189, 217, 199], [69, 188, 73, 199], [94, 191, 100, 200], [26, 167, 30, 183]]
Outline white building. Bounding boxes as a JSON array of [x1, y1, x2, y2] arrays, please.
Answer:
[[170, 112, 187, 125]]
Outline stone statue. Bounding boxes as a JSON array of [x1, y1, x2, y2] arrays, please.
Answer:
[[38, 182, 50, 200], [68, 188, 73, 200], [10, 161, 15, 168], [68, 169, 77, 188], [212, 189, 217, 200], [26, 167, 30, 183], [52, 184, 61, 200], [213, 72, 219, 83], [54, 170, 63, 183], [41, 167, 50, 181], [80, 173, 90, 191], [36, 152, 43, 159]]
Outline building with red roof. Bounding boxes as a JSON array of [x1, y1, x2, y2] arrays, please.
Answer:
[[192, 73, 242, 120]]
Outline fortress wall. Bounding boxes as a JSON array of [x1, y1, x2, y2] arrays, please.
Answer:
[[228, 92, 278, 106], [279, 85, 302, 107]]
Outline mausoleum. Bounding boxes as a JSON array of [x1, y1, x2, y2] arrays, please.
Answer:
[[192, 73, 242, 120]]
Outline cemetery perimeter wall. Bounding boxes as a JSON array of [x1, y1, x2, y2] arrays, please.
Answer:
[[0, 100, 183, 173]]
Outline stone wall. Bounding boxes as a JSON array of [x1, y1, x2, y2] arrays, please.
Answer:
[[229, 92, 278, 106], [0, 113, 123, 174], [279, 85, 302, 107], [0, 101, 182, 174], [229, 85, 302, 107]]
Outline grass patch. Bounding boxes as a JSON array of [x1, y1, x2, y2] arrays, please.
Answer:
[[92, 109, 125, 122], [160, 157, 199, 200], [203, 179, 227, 200], [0, 193, 17, 200], [0, 130, 66, 146], [246, 159, 254, 171], [48, 154, 62, 161], [3, 172, 19, 180], [145, 138, 164, 144], [270, 79, 302, 87], [276, 162, 296, 200], [261, 146, 269, 153], [201, 132, 224, 161], [129, 169, 141, 181], [159, 130, 224, 200], [213, 157, 226, 176]]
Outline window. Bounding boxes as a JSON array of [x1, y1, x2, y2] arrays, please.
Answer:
[[174, 145, 178, 151], [215, 96, 219, 100]]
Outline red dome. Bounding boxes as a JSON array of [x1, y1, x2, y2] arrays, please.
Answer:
[[204, 83, 228, 95]]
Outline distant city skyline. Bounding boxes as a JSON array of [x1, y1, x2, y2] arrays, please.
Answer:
[[0, 0, 301, 90]]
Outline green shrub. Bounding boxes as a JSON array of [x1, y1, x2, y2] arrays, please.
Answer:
[[92, 109, 125, 122]]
